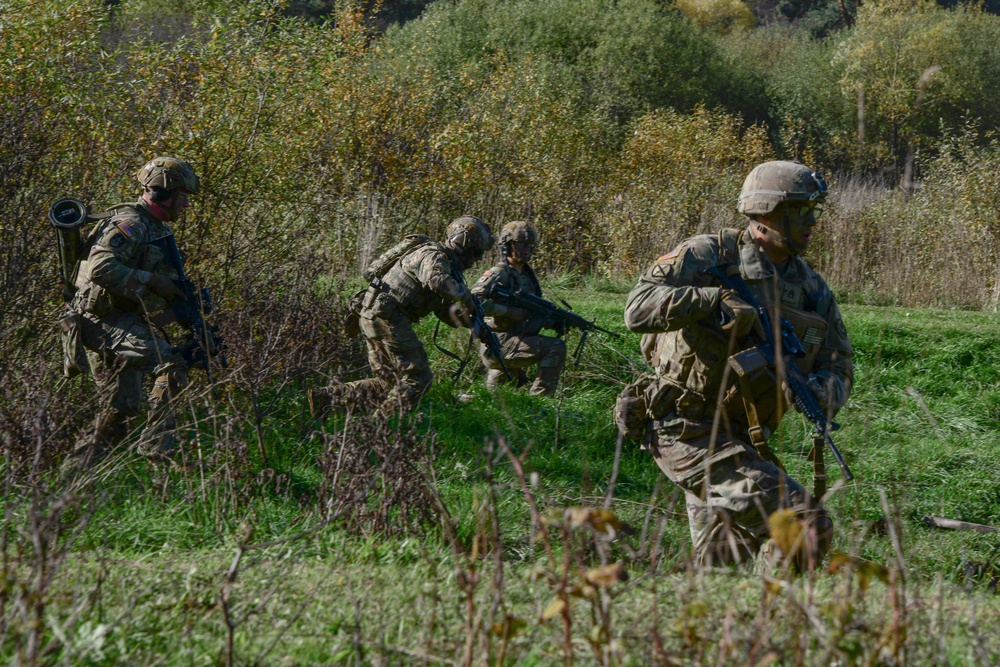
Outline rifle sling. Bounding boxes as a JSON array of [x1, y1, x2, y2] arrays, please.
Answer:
[[735, 370, 785, 472], [809, 437, 827, 500]]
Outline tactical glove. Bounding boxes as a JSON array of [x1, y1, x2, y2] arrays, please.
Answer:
[[718, 289, 763, 339], [459, 289, 477, 314], [148, 273, 182, 300]]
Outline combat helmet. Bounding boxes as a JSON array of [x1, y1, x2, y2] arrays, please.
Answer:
[[498, 221, 537, 251], [737, 160, 826, 216], [136, 156, 200, 195], [738, 160, 827, 255], [445, 215, 493, 266]]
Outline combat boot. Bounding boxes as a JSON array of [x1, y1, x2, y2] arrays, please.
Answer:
[[64, 412, 129, 473], [308, 385, 343, 419], [530, 366, 562, 397]]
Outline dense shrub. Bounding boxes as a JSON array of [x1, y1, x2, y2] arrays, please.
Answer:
[[3, 0, 1000, 313], [835, 0, 1000, 171], [721, 25, 856, 167], [603, 106, 773, 276], [385, 0, 770, 127]]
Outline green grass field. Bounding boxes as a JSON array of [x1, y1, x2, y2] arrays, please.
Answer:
[[5, 290, 1000, 665]]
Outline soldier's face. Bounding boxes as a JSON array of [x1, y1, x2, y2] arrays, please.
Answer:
[[785, 202, 821, 252], [510, 242, 534, 264], [166, 190, 191, 221]]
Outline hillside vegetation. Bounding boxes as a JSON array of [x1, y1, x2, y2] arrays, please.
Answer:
[[4, 0, 1000, 311], [5, 0, 1000, 663]]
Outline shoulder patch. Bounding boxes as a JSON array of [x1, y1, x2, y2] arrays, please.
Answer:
[[655, 244, 684, 263], [115, 220, 136, 238], [481, 269, 494, 278], [109, 234, 126, 249]]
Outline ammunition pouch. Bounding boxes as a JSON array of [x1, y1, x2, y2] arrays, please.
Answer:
[[345, 288, 366, 337], [645, 375, 688, 420], [723, 346, 782, 443], [615, 374, 653, 441], [57, 308, 89, 379], [75, 284, 114, 317]]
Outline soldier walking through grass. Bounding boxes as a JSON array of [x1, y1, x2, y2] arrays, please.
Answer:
[[310, 216, 494, 419], [65, 157, 200, 469], [471, 221, 567, 396], [623, 161, 853, 571]]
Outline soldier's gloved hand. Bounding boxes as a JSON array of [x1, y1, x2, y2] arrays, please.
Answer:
[[806, 374, 830, 410], [460, 289, 477, 315], [448, 301, 472, 327], [781, 381, 802, 413], [148, 273, 182, 300], [782, 375, 830, 413], [718, 289, 763, 339]]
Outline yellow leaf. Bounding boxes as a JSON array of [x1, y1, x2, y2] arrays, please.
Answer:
[[585, 563, 625, 588], [768, 509, 803, 555], [564, 507, 622, 536], [763, 577, 785, 595], [542, 598, 566, 620], [490, 616, 526, 638], [826, 552, 891, 591]]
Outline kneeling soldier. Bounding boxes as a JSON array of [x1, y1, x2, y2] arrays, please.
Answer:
[[471, 221, 566, 396]]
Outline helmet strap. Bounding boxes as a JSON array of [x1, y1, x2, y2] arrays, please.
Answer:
[[142, 194, 171, 221], [750, 219, 788, 248]]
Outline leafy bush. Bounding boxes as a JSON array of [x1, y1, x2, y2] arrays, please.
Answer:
[[386, 0, 770, 127], [835, 0, 1000, 170], [722, 25, 856, 167], [603, 106, 773, 276]]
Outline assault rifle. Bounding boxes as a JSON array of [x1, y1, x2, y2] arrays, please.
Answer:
[[439, 267, 512, 381], [488, 287, 619, 365], [707, 265, 853, 482], [155, 235, 227, 378]]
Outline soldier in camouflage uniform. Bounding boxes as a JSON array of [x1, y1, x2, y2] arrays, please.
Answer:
[[624, 161, 853, 570], [310, 216, 493, 418], [68, 156, 200, 468], [471, 221, 566, 396]]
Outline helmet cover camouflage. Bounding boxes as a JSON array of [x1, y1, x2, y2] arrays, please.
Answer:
[[136, 156, 200, 194], [737, 161, 826, 216], [445, 215, 493, 255], [498, 221, 537, 247]]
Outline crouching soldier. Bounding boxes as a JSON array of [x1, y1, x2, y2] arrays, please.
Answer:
[[67, 156, 200, 469], [310, 216, 494, 418], [471, 221, 566, 396], [624, 161, 853, 571]]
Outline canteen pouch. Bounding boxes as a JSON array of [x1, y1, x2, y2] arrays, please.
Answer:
[[57, 309, 89, 379]]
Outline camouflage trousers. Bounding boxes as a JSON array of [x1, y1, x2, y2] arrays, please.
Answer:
[[347, 311, 434, 417], [77, 311, 188, 463], [651, 418, 831, 570], [481, 333, 566, 396]]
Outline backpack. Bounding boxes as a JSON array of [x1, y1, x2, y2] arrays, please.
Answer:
[[362, 234, 432, 283]]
